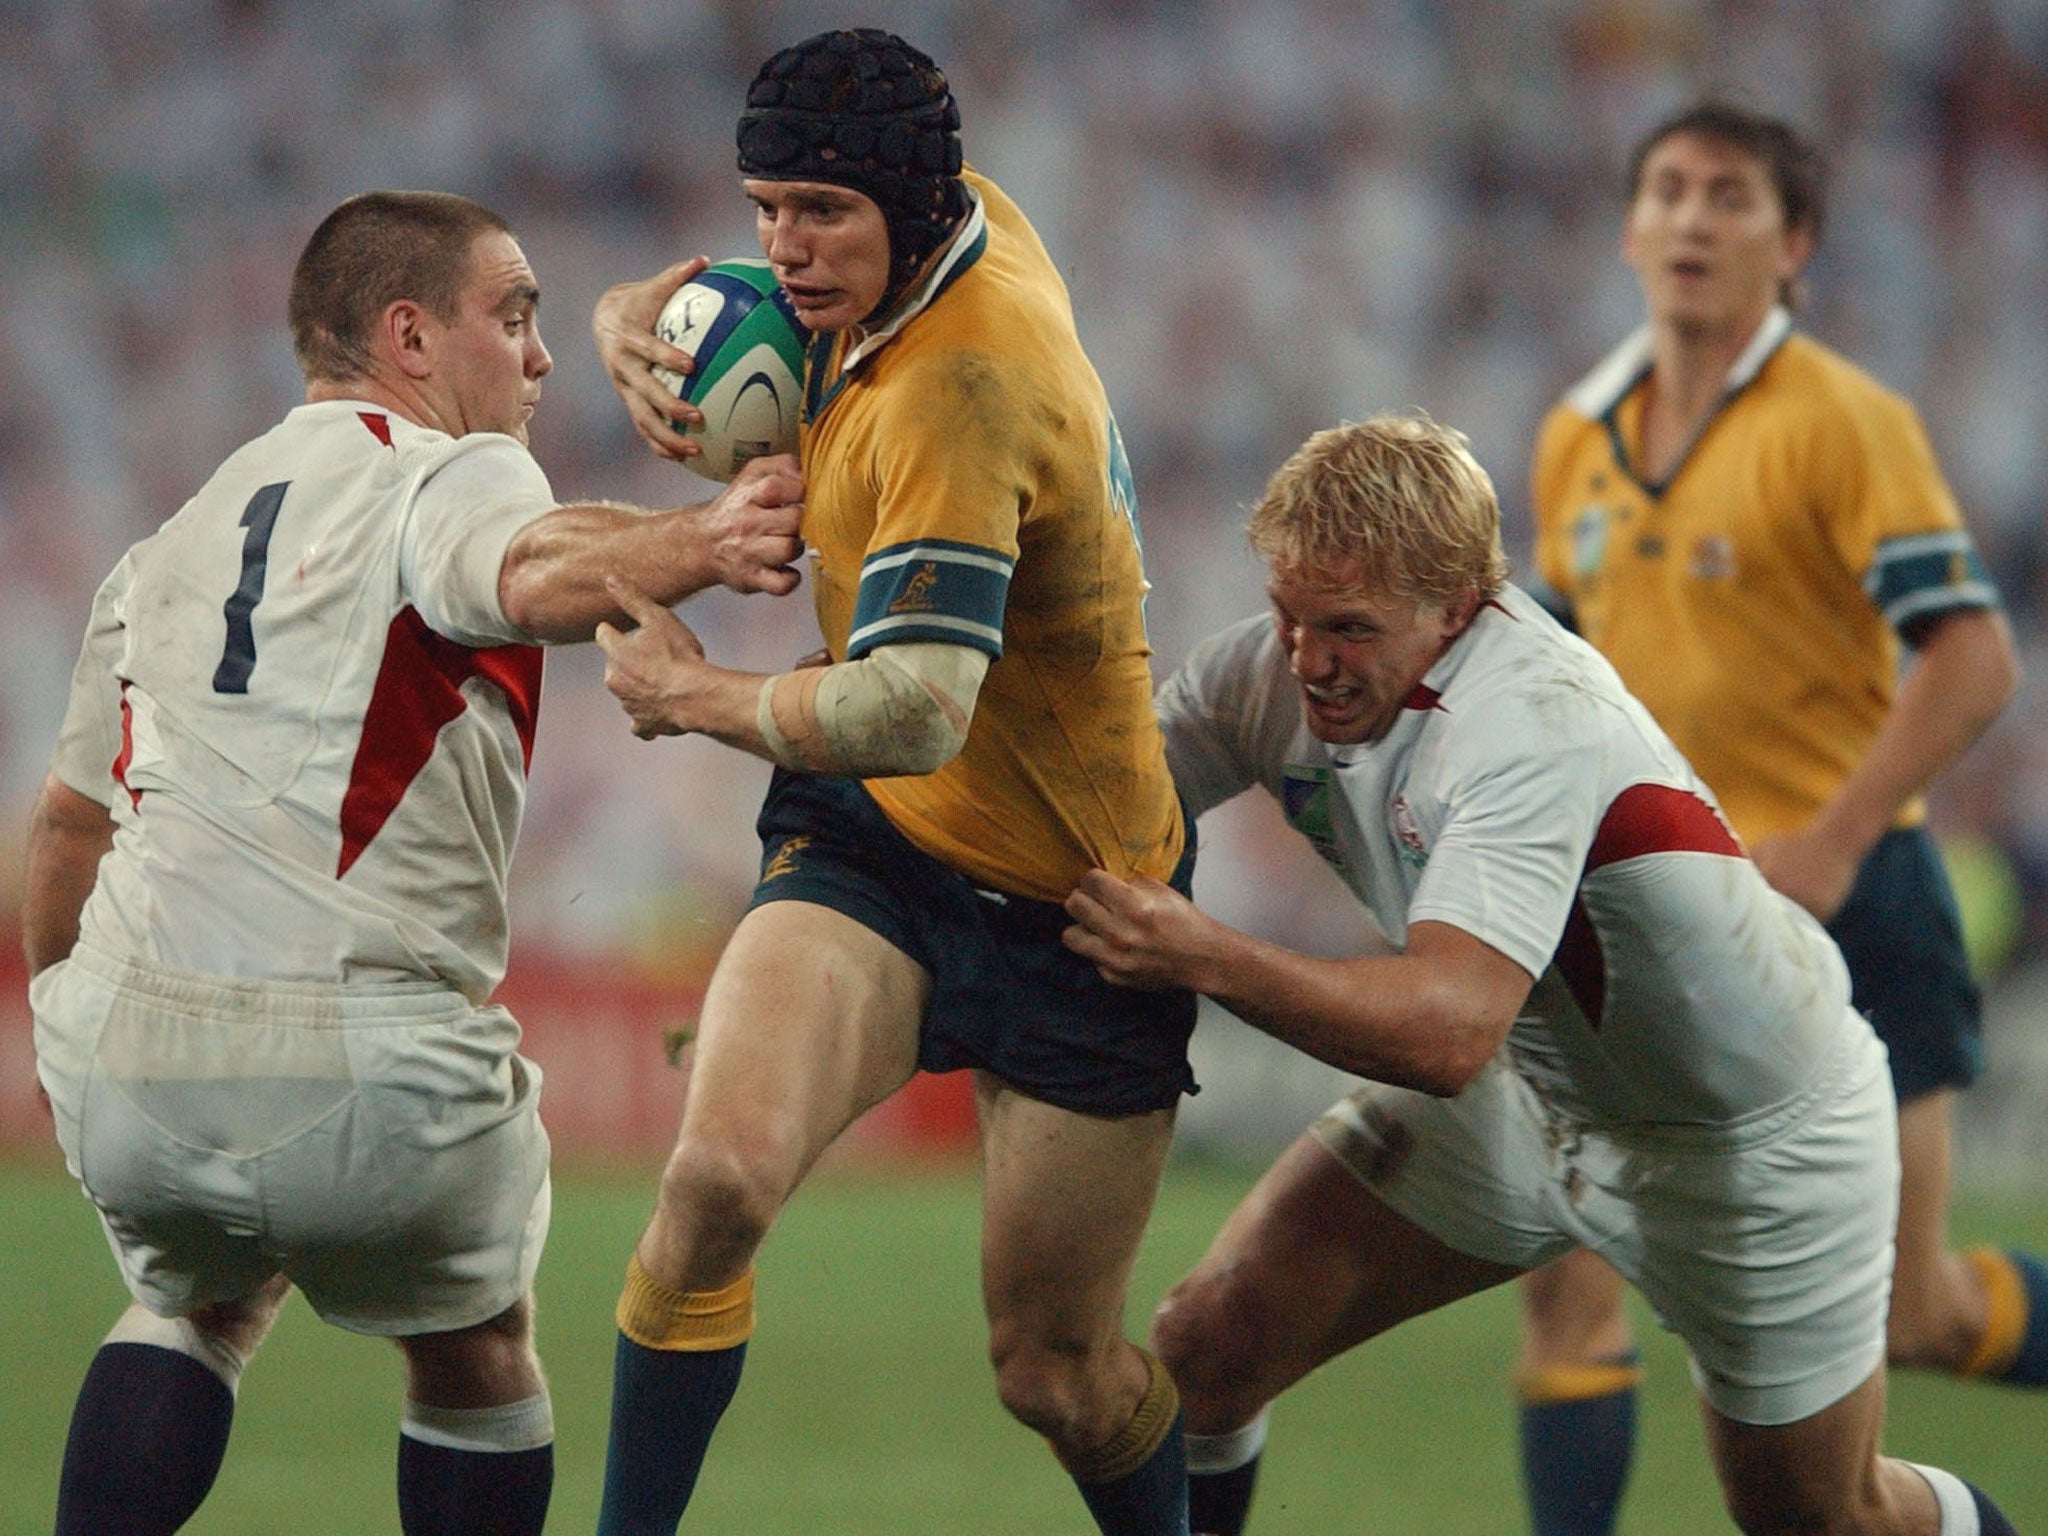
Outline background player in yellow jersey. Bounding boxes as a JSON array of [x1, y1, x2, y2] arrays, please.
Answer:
[[1526, 100, 2048, 1536], [584, 29, 1195, 1536]]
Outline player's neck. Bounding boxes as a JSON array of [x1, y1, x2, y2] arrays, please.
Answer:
[[306, 375, 434, 431], [1639, 307, 1769, 481]]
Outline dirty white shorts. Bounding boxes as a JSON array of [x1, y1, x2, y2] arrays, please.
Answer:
[[1313, 1020, 1897, 1426], [32, 942, 551, 1337]]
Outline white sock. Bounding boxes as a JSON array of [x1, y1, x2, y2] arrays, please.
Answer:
[[1906, 1462, 1980, 1536], [1184, 1408, 1270, 1475], [401, 1394, 555, 1453]]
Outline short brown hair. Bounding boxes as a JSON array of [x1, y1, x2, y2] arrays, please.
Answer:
[[288, 191, 511, 382], [1626, 101, 1827, 243], [1249, 414, 1509, 605]]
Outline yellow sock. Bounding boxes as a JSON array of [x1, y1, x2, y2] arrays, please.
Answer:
[[615, 1255, 755, 1351], [1959, 1247, 2027, 1379], [1058, 1349, 1180, 1485], [1516, 1354, 1645, 1406]]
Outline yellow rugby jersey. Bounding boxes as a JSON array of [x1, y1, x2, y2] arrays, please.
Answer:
[[795, 168, 1183, 902], [1533, 307, 1997, 844]]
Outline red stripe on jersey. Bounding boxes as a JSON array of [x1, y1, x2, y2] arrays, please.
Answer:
[[336, 607, 543, 877], [1554, 783, 1741, 1029], [358, 411, 393, 447], [1403, 683, 1445, 713], [113, 684, 140, 809], [1586, 782, 1741, 870]]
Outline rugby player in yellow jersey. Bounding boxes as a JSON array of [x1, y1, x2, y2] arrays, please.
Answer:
[[584, 29, 1194, 1536], [1523, 101, 2045, 1536]]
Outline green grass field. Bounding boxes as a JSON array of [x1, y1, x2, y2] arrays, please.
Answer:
[[2, 1148, 2044, 1534]]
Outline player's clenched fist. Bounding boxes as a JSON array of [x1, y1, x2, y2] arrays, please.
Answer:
[[699, 454, 805, 597], [1062, 870, 1220, 992]]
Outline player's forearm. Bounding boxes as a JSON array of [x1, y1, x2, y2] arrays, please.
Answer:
[[22, 775, 116, 976], [753, 638, 983, 774], [1812, 607, 2018, 854], [757, 645, 983, 778], [1191, 931, 1509, 1096], [499, 503, 721, 642]]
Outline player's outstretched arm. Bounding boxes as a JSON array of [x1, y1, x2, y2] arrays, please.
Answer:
[[23, 774, 115, 977], [1064, 871, 1531, 1096], [497, 454, 805, 643], [593, 258, 710, 463], [598, 577, 986, 777]]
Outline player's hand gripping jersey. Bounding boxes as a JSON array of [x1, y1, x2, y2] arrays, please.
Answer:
[[794, 169, 1182, 902], [1159, 585, 1869, 1140], [49, 401, 557, 1002], [1532, 308, 1999, 845]]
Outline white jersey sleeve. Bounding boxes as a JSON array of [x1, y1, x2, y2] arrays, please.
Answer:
[[1157, 614, 1297, 818], [49, 558, 133, 807], [1402, 680, 1608, 979], [397, 432, 556, 647]]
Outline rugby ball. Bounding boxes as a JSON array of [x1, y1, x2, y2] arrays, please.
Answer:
[[652, 259, 808, 481]]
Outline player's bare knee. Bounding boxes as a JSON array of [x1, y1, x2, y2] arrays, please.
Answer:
[[987, 1330, 1100, 1440], [186, 1272, 292, 1361], [657, 1135, 783, 1259], [400, 1297, 544, 1406], [1150, 1275, 1263, 1420]]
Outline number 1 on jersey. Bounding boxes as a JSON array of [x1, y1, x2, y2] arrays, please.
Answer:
[[212, 481, 288, 694]]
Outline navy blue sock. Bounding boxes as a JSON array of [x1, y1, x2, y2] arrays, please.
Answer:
[[1188, 1455, 1261, 1536], [1969, 1482, 2018, 1536], [397, 1436, 552, 1535], [1074, 1410, 1190, 1535], [596, 1335, 747, 1535], [1998, 1250, 2048, 1385], [1519, 1384, 1637, 1536], [55, 1341, 235, 1535]]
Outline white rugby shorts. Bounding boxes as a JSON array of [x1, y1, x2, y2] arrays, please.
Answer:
[[1313, 1018, 1897, 1426], [32, 942, 551, 1336]]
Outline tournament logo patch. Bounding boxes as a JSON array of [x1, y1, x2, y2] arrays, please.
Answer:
[[1281, 766, 1344, 869], [1687, 534, 1735, 581], [1389, 795, 1429, 868], [1570, 504, 1609, 580]]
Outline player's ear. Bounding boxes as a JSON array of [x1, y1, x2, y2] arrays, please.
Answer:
[[1779, 223, 1817, 286], [383, 299, 433, 380]]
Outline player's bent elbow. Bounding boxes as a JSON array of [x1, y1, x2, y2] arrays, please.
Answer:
[[1410, 1021, 1506, 1098], [887, 707, 970, 775]]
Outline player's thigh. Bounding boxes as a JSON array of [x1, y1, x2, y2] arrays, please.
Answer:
[[286, 1008, 553, 1336], [1632, 1028, 1896, 1429], [1155, 1131, 1521, 1422], [679, 899, 927, 1178], [399, 1292, 544, 1409], [33, 950, 344, 1315], [1700, 1367, 1924, 1531], [977, 1076, 1175, 1343], [1891, 1087, 1958, 1284], [1519, 1247, 1633, 1367]]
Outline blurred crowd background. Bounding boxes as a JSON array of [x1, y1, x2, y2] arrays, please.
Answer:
[[3, 0, 2046, 1167]]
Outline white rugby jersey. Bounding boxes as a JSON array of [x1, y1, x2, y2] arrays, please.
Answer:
[[50, 401, 557, 1002], [1160, 583, 1863, 1137]]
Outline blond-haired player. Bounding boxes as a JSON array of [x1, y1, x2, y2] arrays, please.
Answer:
[[1067, 413, 2018, 1536]]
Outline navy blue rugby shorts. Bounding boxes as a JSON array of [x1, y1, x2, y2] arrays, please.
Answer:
[[1828, 825, 1984, 1102], [744, 768, 1199, 1117]]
